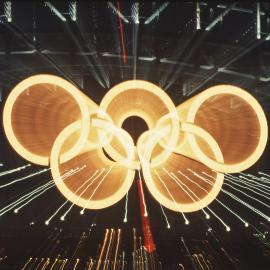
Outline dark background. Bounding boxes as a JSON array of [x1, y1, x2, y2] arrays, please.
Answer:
[[1, 1, 270, 269]]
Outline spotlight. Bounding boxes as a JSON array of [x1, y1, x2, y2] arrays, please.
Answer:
[[206, 214, 210, 219], [14, 209, 18, 214], [167, 224, 171, 229], [185, 220, 190, 225], [45, 220, 50, 226], [80, 210, 84, 215], [245, 222, 249, 228], [60, 216, 65, 221], [123, 218, 127, 223], [226, 226, 231, 232]]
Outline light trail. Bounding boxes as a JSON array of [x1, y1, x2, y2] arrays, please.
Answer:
[[258, 171, 270, 178], [0, 168, 49, 189], [15, 183, 57, 212], [164, 169, 230, 231], [41, 258, 50, 270], [113, 229, 121, 270], [73, 259, 80, 270], [35, 258, 45, 270], [0, 168, 81, 216], [222, 176, 270, 209], [96, 229, 109, 270], [178, 170, 248, 226], [117, 0, 126, 64], [224, 178, 270, 200], [46, 168, 102, 224], [80, 167, 113, 213], [103, 229, 114, 270], [121, 251, 125, 270], [164, 169, 210, 218], [60, 259, 67, 270], [138, 170, 148, 217], [123, 192, 128, 223], [123, 171, 132, 223], [159, 203, 171, 229], [21, 257, 32, 270], [49, 258, 58, 270], [0, 164, 31, 177], [227, 174, 270, 194], [0, 181, 53, 216], [190, 170, 270, 222], [60, 169, 102, 220], [154, 170, 190, 225], [239, 173, 270, 188]]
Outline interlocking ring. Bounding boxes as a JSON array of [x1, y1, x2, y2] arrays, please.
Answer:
[[3, 76, 268, 212]]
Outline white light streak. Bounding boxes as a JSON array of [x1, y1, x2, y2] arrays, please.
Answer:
[[0, 164, 31, 177], [60, 169, 102, 220], [138, 170, 148, 217], [190, 170, 270, 222], [108, 2, 129, 23], [44, 2, 67, 22], [160, 203, 171, 229], [0, 168, 49, 189], [144, 3, 169, 24], [80, 167, 113, 212], [178, 170, 248, 226], [154, 170, 189, 225], [123, 192, 128, 223], [46, 169, 101, 223]]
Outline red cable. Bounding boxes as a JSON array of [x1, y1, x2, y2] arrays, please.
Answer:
[[117, 0, 126, 64]]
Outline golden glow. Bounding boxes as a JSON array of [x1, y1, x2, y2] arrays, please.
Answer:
[[3, 77, 268, 212], [3, 74, 92, 165]]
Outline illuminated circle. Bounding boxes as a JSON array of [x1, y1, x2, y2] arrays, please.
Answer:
[[138, 123, 224, 212], [50, 118, 135, 209], [186, 85, 268, 173], [3, 74, 90, 166], [100, 80, 180, 168]]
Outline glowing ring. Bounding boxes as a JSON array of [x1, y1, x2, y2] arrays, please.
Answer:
[[186, 85, 268, 173], [50, 119, 135, 209], [100, 80, 180, 169], [138, 123, 224, 213], [3, 74, 90, 166]]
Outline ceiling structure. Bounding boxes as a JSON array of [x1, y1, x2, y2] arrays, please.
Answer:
[[1, 1, 270, 269]]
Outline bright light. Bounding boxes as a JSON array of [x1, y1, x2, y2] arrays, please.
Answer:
[[44, 2, 67, 22], [144, 2, 169, 24], [4, 1, 12, 22], [108, 2, 129, 23], [69, 1, 77, 21], [226, 226, 231, 232]]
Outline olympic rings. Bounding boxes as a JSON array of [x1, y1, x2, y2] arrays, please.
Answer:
[[50, 118, 135, 209], [3, 76, 268, 212]]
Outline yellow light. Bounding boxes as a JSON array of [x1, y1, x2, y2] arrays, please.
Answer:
[[3, 76, 268, 213]]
